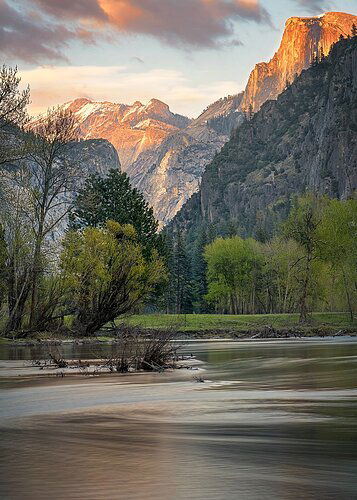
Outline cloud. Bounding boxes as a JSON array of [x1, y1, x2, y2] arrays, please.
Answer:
[[30, 0, 108, 22], [0, 0, 97, 63], [1, 0, 271, 62], [97, 0, 272, 49], [21, 65, 241, 117], [294, 0, 332, 14]]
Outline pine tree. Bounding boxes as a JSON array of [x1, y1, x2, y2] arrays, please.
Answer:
[[191, 228, 209, 312], [169, 231, 192, 314], [70, 169, 163, 257], [352, 24, 357, 37]]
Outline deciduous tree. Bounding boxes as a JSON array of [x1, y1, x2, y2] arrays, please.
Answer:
[[61, 221, 166, 336]]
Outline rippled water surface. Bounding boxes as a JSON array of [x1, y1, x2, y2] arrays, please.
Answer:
[[0, 339, 356, 499]]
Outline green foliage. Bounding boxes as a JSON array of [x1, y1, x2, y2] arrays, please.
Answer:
[[201, 195, 357, 321], [61, 221, 166, 336], [317, 198, 357, 319], [282, 194, 329, 322], [166, 231, 193, 314], [70, 169, 164, 256], [190, 228, 210, 312], [205, 236, 264, 314]]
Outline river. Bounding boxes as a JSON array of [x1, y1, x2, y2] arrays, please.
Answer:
[[0, 338, 356, 499]]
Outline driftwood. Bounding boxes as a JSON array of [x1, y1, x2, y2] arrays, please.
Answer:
[[31, 329, 182, 375]]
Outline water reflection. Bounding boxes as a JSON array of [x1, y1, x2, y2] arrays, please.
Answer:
[[0, 339, 356, 499]]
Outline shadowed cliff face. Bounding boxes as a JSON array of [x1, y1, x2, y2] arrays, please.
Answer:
[[172, 37, 357, 240], [240, 12, 357, 112]]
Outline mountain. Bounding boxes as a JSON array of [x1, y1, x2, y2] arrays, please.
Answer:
[[62, 97, 190, 171], [132, 12, 356, 224], [240, 12, 356, 112], [45, 12, 356, 227], [58, 94, 242, 226], [171, 37, 357, 241], [129, 93, 243, 224]]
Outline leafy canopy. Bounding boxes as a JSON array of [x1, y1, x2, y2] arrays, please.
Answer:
[[61, 220, 166, 336]]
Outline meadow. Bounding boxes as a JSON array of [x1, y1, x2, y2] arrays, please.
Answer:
[[121, 312, 356, 333]]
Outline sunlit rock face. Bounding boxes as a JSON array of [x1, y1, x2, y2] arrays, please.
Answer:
[[240, 12, 357, 112], [130, 93, 243, 226], [63, 97, 190, 172], [60, 94, 243, 226]]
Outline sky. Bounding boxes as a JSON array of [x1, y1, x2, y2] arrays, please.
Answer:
[[1, 0, 356, 118]]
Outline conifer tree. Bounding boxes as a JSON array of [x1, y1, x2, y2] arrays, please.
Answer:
[[191, 228, 209, 312], [169, 231, 192, 314]]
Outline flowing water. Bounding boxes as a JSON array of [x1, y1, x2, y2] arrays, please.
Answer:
[[0, 339, 356, 499]]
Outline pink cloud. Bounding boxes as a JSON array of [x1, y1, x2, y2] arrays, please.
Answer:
[[97, 0, 271, 48], [1, 0, 271, 63]]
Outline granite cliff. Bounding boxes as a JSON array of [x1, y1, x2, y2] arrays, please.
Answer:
[[129, 93, 243, 225], [171, 37, 357, 241], [240, 12, 356, 112]]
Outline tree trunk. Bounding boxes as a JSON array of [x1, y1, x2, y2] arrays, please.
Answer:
[[29, 224, 44, 329], [299, 253, 312, 324], [341, 266, 354, 322], [6, 267, 30, 333]]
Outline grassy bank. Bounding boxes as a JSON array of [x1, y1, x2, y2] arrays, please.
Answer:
[[122, 312, 357, 334], [1, 312, 355, 344]]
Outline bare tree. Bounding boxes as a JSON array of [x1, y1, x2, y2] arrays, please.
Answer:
[[0, 171, 34, 331], [23, 107, 80, 329], [0, 65, 29, 127], [0, 65, 30, 164]]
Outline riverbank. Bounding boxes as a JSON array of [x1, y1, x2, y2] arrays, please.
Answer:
[[0, 312, 355, 345]]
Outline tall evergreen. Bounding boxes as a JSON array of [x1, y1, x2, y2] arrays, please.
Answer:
[[70, 169, 164, 257], [191, 228, 209, 312], [167, 231, 192, 314]]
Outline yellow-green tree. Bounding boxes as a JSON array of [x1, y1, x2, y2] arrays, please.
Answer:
[[204, 236, 263, 314], [283, 194, 328, 323], [317, 198, 357, 320], [61, 221, 166, 336]]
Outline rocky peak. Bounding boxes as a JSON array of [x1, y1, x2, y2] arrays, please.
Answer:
[[240, 11, 357, 112], [49, 97, 191, 171], [145, 98, 170, 112]]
